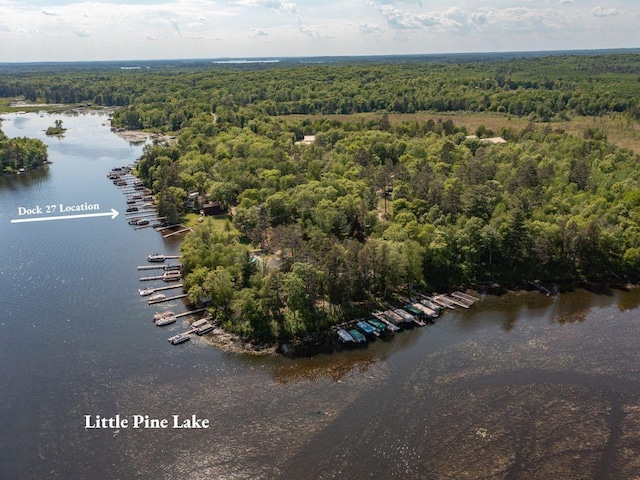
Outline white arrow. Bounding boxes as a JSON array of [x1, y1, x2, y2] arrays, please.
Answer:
[[11, 208, 119, 224]]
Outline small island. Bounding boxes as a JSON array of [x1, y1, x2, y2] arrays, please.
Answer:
[[45, 119, 66, 136]]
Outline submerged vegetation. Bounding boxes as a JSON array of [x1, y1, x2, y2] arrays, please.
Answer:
[[1, 52, 639, 342]]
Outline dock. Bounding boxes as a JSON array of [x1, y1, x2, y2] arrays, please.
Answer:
[[451, 291, 480, 304], [140, 275, 165, 281], [137, 264, 181, 271], [436, 294, 470, 309], [147, 293, 188, 305], [142, 284, 184, 294], [174, 308, 207, 319], [425, 295, 456, 310], [156, 224, 182, 232], [163, 227, 193, 238]]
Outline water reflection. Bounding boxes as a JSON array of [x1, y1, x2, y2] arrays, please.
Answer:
[[0, 166, 50, 190]]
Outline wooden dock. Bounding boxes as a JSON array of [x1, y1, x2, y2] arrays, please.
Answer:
[[140, 275, 164, 281], [451, 291, 480, 303], [148, 293, 188, 305], [156, 224, 181, 232], [174, 308, 207, 319], [427, 295, 456, 310], [437, 294, 470, 309], [125, 210, 156, 217], [143, 284, 184, 294], [163, 227, 192, 238]]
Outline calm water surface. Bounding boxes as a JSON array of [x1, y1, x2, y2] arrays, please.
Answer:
[[1, 112, 640, 480]]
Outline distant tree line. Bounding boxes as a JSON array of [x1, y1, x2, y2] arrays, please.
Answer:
[[1, 53, 639, 130]]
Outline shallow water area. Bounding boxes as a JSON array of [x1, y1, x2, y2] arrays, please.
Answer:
[[1, 112, 640, 479]]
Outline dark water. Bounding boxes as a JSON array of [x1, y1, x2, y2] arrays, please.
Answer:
[[2, 113, 640, 480]]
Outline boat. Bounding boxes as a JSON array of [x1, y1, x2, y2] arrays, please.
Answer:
[[136, 219, 150, 226], [192, 318, 210, 328], [126, 206, 138, 212], [337, 329, 354, 343], [348, 329, 367, 344], [147, 253, 165, 262], [139, 287, 155, 296], [162, 271, 181, 281], [155, 316, 177, 326], [410, 301, 437, 319], [372, 313, 400, 332], [394, 308, 417, 327], [381, 309, 405, 328], [153, 311, 175, 321], [419, 298, 441, 316], [147, 293, 166, 303], [356, 320, 379, 337], [402, 305, 427, 326], [168, 333, 190, 345], [164, 264, 181, 271], [195, 323, 214, 335], [366, 318, 391, 334]]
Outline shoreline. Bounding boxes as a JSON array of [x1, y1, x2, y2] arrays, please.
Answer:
[[195, 277, 640, 358]]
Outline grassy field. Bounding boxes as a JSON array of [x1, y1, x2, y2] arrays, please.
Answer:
[[183, 213, 239, 237]]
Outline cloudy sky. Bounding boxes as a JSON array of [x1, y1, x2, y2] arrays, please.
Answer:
[[0, 0, 637, 62]]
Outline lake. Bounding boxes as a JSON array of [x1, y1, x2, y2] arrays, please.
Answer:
[[1, 112, 640, 479]]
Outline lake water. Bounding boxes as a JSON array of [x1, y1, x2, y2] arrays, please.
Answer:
[[1, 112, 640, 479]]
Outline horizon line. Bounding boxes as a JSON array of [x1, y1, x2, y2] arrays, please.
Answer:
[[1, 47, 639, 66]]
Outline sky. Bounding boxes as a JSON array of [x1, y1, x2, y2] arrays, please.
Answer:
[[0, 0, 638, 62]]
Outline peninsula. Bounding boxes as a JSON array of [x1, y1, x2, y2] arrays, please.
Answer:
[[2, 52, 639, 349]]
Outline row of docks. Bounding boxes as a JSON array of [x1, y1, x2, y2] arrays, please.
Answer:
[[108, 166, 166, 229], [109, 166, 194, 237], [139, 253, 215, 345], [334, 292, 480, 346]]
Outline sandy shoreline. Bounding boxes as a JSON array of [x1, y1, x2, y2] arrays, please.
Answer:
[[115, 130, 176, 145]]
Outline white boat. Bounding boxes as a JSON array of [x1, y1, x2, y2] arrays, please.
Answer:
[[162, 271, 181, 281], [168, 333, 190, 345], [155, 316, 177, 326], [139, 287, 155, 296], [191, 318, 210, 328], [195, 323, 214, 335], [147, 293, 166, 303], [153, 311, 175, 321], [147, 253, 165, 262]]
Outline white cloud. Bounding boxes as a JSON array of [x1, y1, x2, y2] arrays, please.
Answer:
[[299, 23, 324, 39], [592, 6, 620, 17], [375, 4, 440, 29], [0, 0, 637, 62], [250, 27, 269, 37], [235, 0, 297, 14], [356, 23, 384, 36]]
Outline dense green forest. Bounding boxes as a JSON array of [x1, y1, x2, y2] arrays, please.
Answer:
[[1, 54, 640, 129], [138, 113, 640, 341], [0, 127, 48, 173], [2, 53, 639, 342]]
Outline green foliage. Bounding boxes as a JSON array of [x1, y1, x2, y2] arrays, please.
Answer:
[[6, 53, 639, 342], [0, 131, 48, 173]]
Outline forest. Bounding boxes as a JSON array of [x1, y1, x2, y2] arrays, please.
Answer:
[[1, 52, 639, 342]]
